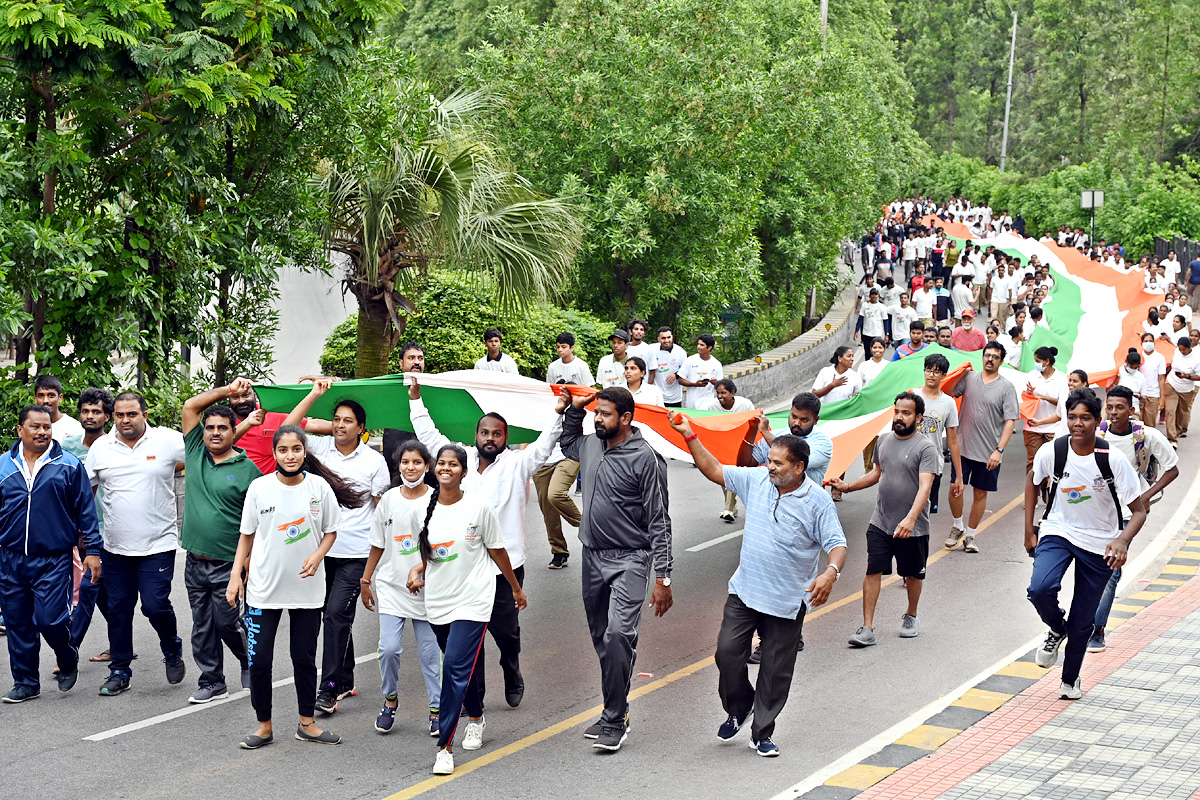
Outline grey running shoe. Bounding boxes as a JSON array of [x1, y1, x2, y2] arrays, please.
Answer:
[[1035, 629, 1066, 668], [848, 626, 877, 648], [945, 526, 965, 549], [899, 614, 920, 638], [963, 535, 980, 553], [1059, 677, 1082, 700], [189, 683, 229, 704]]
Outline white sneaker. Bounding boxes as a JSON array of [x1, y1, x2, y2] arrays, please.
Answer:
[[1035, 629, 1066, 668], [718, 510, 736, 523], [433, 748, 454, 774], [1059, 677, 1082, 700], [461, 717, 485, 750], [899, 614, 920, 638]]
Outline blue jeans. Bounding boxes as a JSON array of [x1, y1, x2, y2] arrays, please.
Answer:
[[0, 549, 77, 689], [1093, 567, 1121, 632], [1027, 535, 1114, 684], [102, 549, 182, 675], [378, 615, 441, 710]]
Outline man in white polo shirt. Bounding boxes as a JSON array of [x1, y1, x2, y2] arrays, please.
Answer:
[[85, 391, 186, 696], [647, 326, 688, 408], [284, 379, 390, 715]]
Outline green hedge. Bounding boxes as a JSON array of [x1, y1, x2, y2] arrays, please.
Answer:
[[320, 271, 618, 380]]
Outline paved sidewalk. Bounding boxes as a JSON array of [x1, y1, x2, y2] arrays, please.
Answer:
[[804, 544, 1200, 800]]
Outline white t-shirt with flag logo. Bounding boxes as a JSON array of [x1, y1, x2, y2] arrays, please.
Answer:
[[1031, 443, 1140, 556], [411, 492, 505, 626], [368, 486, 433, 619], [680, 353, 723, 408], [239, 473, 344, 609]]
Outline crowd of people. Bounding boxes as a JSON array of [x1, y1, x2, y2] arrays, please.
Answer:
[[1, 196, 1196, 772]]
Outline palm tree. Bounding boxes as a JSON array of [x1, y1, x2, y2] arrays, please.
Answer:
[[317, 88, 583, 378]]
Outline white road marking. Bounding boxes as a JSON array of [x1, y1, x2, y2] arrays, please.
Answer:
[[767, 466, 1200, 800], [687, 530, 744, 552], [83, 652, 378, 742]]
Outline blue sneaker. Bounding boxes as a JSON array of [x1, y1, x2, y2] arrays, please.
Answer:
[[3, 685, 40, 703], [750, 736, 781, 757], [375, 704, 397, 734], [99, 671, 131, 696], [717, 712, 749, 741], [429, 713, 440, 738], [0, 613, 6, 634]]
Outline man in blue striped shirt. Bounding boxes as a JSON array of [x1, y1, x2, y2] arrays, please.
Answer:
[[671, 415, 847, 758]]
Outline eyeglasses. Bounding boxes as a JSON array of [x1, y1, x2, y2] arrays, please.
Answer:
[[924, 368, 945, 375]]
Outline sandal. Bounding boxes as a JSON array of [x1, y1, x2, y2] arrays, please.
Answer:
[[239, 733, 274, 750], [90, 651, 111, 662]]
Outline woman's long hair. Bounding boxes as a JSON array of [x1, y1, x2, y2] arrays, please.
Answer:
[[271, 425, 369, 509], [418, 444, 468, 563]]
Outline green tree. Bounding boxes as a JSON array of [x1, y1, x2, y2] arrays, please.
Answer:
[[317, 77, 583, 378]]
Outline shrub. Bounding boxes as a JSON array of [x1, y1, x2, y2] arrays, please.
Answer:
[[320, 270, 617, 380]]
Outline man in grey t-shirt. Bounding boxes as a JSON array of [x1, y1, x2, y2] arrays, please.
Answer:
[[917, 353, 963, 516], [831, 392, 938, 647], [946, 342, 1018, 554]]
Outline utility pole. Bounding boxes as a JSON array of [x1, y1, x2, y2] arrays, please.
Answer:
[[999, 10, 1017, 171], [820, 0, 828, 47]]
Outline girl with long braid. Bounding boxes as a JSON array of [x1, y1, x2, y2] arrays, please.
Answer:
[[360, 442, 443, 737], [405, 444, 527, 776], [227, 425, 367, 750]]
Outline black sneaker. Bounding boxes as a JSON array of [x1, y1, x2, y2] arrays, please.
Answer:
[[797, 634, 805, 653], [164, 655, 186, 685], [584, 712, 629, 739], [548, 553, 569, 570], [99, 671, 131, 696], [747, 643, 762, 664], [592, 724, 629, 751], [57, 669, 79, 693], [316, 684, 338, 714], [505, 672, 525, 708]]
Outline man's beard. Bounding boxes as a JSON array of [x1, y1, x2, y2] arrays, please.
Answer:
[[790, 422, 814, 437], [477, 440, 504, 456], [892, 420, 917, 436], [594, 422, 615, 440], [231, 401, 257, 418]]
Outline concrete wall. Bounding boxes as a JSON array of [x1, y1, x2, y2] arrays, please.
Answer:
[[718, 283, 857, 410]]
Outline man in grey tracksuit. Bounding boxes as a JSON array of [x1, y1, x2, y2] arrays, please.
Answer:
[[557, 387, 673, 753]]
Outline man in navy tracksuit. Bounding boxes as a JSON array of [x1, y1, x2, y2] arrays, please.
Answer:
[[0, 405, 101, 702]]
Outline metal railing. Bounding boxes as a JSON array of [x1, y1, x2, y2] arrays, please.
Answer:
[[1156, 236, 1200, 266]]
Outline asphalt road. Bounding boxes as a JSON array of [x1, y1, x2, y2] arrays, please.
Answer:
[[3, 431, 1196, 800]]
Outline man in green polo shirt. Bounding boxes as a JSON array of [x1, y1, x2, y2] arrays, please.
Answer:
[[180, 380, 263, 704]]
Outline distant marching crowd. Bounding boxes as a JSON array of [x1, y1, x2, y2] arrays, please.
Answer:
[[1, 198, 1196, 772]]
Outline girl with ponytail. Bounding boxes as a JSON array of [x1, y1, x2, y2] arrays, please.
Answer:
[[405, 444, 527, 776], [227, 425, 356, 749], [359, 442, 443, 737]]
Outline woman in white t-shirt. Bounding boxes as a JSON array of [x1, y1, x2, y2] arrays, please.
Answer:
[[813, 346, 863, 404], [1030, 369, 1088, 439], [624, 356, 665, 407], [360, 441, 442, 737], [1116, 349, 1147, 413], [228, 425, 366, 750], [1023, 346, 1070, 472], [857, 339, 889, 387], [1138, 333, 1168, 426], [406, 444, 525, 776]]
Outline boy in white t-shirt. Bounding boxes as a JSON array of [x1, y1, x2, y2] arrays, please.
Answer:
[[700, 378, 755, 523], [679, 334, 724, 409], [546, 332, 595, 386]]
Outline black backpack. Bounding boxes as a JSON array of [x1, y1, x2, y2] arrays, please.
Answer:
[[1032, 437, 1124, 555]]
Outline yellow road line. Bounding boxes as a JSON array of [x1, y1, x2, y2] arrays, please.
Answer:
[[381, 492, 1024, 799]]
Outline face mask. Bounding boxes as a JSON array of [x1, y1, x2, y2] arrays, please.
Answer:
[[1036, 364, 1046, 374], [1143, 342, 1156, 354], [401, 474, 426, 489]]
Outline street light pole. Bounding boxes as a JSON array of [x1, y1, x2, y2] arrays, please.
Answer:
[[1000, 10, 1017, 172]]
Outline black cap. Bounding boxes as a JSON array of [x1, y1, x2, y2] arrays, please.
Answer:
[[610, 330, 631, 342]]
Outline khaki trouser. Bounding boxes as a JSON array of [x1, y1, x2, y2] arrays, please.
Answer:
[[1164, 385, 1197, 443], [723, 489, 738, 516], [989, 301, 1007, 323], [1141, 396, 1161, 428], [532, 459, 581, 556], [1024, 429, 1055, 474]]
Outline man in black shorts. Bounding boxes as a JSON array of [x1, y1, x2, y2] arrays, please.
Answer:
[[831, 393, 938, 647], [945, 342, 1019, 554]]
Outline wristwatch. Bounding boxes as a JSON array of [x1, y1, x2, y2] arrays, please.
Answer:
[[995, 447, 1005, 453], [656, 576, 672, 587]]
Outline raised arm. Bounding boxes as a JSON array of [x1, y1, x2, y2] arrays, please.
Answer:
[[557, 393, 590, 461], [407, 377, 452, 453], [668, 413, 725, 486], [182, 377, 253, 435], [283, 378, 332, 430], [514, 407, 564, 482]]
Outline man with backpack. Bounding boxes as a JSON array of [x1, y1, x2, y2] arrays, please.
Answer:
[[1025, 388, 1147, 700], [1086, 386, 1179, 652]]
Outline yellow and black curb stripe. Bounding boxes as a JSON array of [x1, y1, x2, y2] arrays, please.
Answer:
[[793, 527, 1200, 800]]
